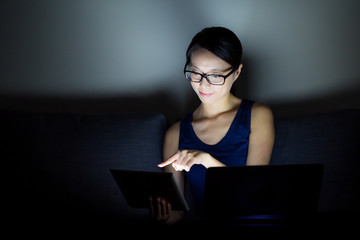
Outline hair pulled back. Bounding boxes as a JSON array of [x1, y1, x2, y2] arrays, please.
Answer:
[[185, 27, 243, 71]]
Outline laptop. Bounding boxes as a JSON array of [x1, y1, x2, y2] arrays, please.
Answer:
[[204, 164, 324, 223]]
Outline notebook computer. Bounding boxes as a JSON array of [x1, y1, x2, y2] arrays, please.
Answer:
[[110, 169, 189, 211], [204, 164, 323, 223]]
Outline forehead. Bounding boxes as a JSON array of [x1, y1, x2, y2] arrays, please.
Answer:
[[190, 48, 231, 72]]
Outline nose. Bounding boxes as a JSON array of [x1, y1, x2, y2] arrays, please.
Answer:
[[199, 76, 211, 87]]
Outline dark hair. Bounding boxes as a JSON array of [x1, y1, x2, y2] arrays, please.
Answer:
[[185, 27, 243, 71]]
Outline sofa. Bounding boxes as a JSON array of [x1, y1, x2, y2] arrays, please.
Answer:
[[2, 109, 359, 232]]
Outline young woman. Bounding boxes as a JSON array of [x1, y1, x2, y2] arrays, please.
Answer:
[[150, 27, 275, 224]]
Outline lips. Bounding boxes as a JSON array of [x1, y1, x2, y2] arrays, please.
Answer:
[[199, 91, 213, 97]]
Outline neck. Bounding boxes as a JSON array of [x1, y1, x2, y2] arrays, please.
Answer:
[[197, 94, 240, 118]]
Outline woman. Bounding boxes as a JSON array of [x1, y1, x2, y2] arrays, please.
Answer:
[[150, 27, 275, 224]]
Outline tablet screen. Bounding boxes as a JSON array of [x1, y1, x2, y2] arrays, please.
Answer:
[[111, 169, 189, 211]]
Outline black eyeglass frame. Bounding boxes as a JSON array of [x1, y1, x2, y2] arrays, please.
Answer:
[[183, 67, 237, 86]]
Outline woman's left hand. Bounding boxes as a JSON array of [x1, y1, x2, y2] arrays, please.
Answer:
[[158, 150, 224, 171]]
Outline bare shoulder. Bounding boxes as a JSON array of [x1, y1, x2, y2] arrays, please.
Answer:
[[247, 102, 275, 165], [251, 102, 274, 129], [252, 102, 273, 118], [165, 121, 180, 140]]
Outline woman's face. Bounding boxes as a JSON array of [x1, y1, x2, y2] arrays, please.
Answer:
[[189, 48, 241, 105]]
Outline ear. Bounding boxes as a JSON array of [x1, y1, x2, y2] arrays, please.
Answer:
[[234, 64, 243, 80]]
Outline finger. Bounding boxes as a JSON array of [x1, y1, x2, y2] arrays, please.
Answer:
[[177, 151, 192, 171], [184, 157, 193, 172], [157, 151, 180, 168], [172, 160, 184, 171], [156, 197, 162, 221], [171, 150, 186, 171], [178, 160, 191, 172], [165, 202, 171, 218], [174, 150, 185, 168], [149, 196, 155, 217], [161, 199, 167, 218], [172, 162, 179, 171]]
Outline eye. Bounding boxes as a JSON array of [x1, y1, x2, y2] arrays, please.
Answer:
[[209, 74, 221, 79], [191, 72, 202, 79], [208, 74, 224, 84], [208, 74, 222, 81]]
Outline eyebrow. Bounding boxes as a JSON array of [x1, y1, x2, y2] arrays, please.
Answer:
[[190, 64, 230, 73], [190, 63, 226, 72]]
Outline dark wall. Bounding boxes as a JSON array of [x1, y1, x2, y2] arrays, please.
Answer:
[[1, 0, 360, 122]]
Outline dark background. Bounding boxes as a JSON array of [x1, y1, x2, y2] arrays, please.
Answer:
[[1, 0, 360, 122]]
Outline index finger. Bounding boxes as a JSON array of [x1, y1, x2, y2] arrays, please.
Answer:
[[157, 151, 180, 168]]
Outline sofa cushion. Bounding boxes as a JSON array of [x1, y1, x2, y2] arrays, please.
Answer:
[[271, 110, 360, 213], [1, 111, 167, 222]]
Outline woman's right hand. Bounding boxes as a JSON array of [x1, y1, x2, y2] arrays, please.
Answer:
[[149, 196, 171, 222], [149, 196, 183, 224]]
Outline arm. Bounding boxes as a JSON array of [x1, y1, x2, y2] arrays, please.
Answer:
[[158, 149, 225, 171], [150, 121, 184, 224], [246, 102, 275, 166], [162, 122, 184, 192], [158, 119, 225, 171]]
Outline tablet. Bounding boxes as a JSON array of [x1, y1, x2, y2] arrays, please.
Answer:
[[110, 169, 189, 211]]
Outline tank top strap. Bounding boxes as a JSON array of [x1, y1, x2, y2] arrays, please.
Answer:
[[179, 112, 193, 150], [234, 99, 254, 132]]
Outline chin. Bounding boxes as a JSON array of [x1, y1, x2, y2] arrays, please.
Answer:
[[198, 95, 217, 105]]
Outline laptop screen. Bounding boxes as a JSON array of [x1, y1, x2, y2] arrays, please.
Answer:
[[204, 164, 323, 219]]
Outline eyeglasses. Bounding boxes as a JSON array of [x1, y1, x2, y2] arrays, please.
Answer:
[[184, 68, 237, 86]]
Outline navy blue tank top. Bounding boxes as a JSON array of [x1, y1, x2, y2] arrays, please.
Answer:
[[179, 99, 254, 209]]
